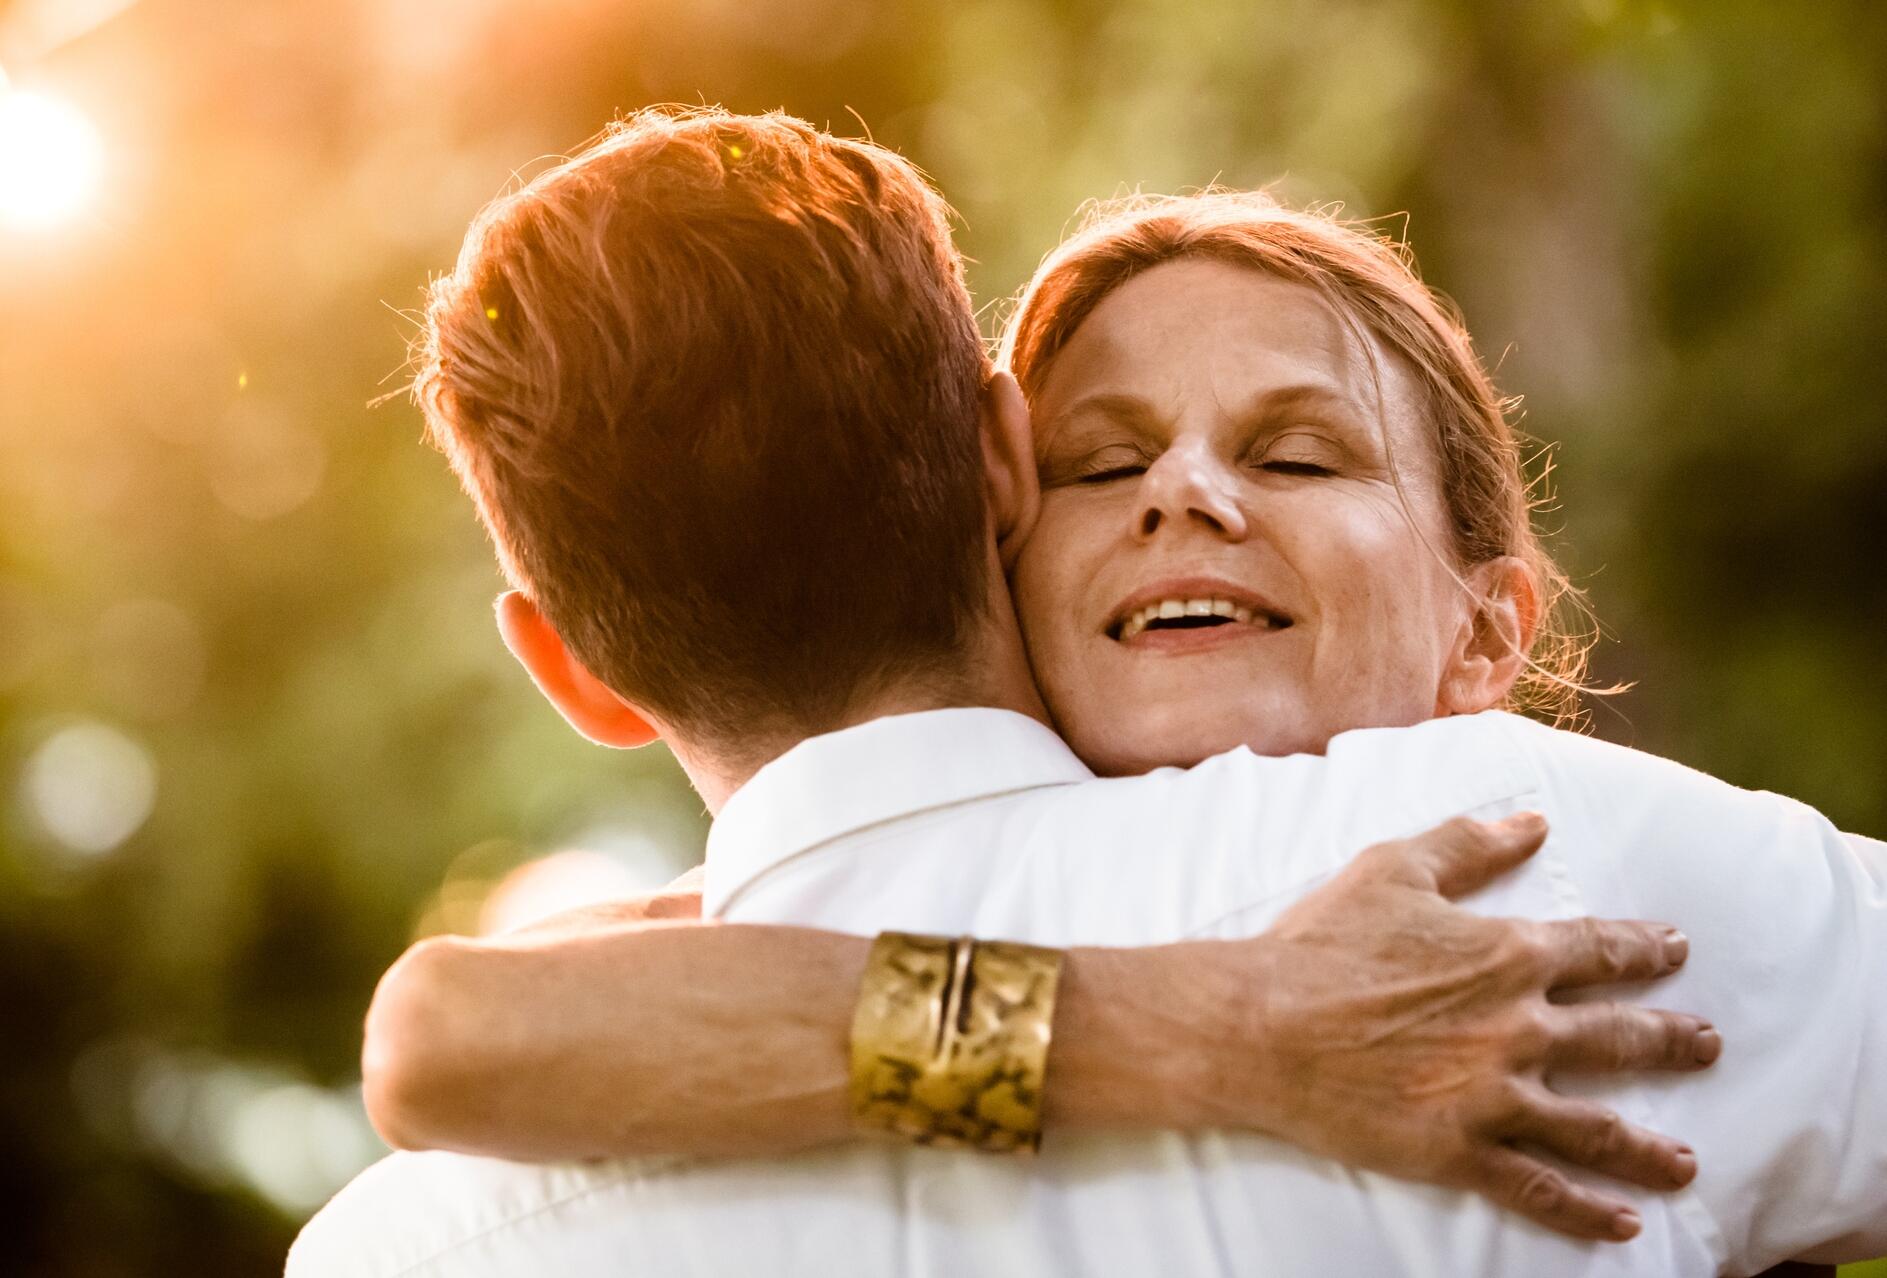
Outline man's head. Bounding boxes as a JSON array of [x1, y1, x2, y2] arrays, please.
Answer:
[[416, 109, 1025, 779]]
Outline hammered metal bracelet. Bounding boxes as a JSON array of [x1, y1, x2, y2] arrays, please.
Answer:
[[849, 931, 1064, 1153]]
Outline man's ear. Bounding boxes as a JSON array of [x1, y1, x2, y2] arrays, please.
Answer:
[[982, 370, 1040, 572], [1436, 557, 1541, 716], [494, 591, 662, 748]]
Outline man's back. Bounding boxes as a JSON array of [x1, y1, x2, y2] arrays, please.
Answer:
[[291, 710, 1887, 1276]]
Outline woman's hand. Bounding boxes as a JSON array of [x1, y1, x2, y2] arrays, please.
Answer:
[[1088, 812, 1713, 1242]]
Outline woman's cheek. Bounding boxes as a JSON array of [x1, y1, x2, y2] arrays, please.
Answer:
[[1009, 533, 1070, 661], [1017, 502, 1087, 617]]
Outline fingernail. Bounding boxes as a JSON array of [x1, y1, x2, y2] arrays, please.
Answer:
[[1693, 1027, 1721, 1065], [1670, 1147, 1697, 1186], [1662, 929, 1689, 967], [1497, 811, 1545, 836], [1612, 1207, 1641, 1239]]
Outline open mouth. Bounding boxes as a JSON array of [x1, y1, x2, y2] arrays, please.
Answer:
[[1109, 596, 1292, 642]]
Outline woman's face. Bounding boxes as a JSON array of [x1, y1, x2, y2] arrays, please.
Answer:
[[1011, 258, 1478, 775]]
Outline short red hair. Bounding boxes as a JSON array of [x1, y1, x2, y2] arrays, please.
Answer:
[[415, 109, 992, 749]]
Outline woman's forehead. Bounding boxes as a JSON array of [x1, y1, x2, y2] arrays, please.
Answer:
[[1033, 259, 1420, 438]]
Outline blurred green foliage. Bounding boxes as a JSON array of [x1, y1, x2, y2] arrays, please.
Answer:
[[0, 0, 1880, 1272]]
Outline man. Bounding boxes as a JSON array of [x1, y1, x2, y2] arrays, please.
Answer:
[[291, 110, 1885, 1275]]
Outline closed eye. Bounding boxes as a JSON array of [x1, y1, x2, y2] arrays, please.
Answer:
[[1078, 464, 1148, 484], [1260, 460, 1333, 476]]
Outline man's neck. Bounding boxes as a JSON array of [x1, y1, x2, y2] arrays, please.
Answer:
[[672, 586, 1048, 814]]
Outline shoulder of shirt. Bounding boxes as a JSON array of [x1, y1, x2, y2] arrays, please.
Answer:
[[1476, 712, 1853, 920], [1165, 711, 1539, 818], [1183, 709, 1788, 813], [287, 1150, 680, 1278], [1477, 710, 1809, 819], [1157, 711, 1809, 876]]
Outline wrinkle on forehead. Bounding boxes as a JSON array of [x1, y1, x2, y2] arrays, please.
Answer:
[[1037, 264, 1373, 414], [1030, 259, 1435, 485]]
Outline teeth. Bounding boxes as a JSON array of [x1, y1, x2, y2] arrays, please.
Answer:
[[1116, 597, 1276, 641]]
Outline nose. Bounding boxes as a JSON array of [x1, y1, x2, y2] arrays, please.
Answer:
[[1133, 440, 1249, 543]]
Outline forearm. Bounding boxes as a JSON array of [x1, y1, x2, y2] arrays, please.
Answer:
[[364, 919, 866, 1160], [363, 918, 1211, 1161]]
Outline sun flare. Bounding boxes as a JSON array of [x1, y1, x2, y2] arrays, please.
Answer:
[[0, 87, 105, 230]]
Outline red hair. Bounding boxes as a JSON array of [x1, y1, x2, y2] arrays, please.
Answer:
[[415, 109, 992, 750]]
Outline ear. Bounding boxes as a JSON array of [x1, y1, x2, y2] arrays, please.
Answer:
[[494, 591, 662, 748], [1436, 557, 1540, 715], [981, 370, 1040, 573]]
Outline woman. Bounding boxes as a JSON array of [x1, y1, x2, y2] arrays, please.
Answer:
[[357, 191, 1861, 1263], [1003, 191, 1579, 777]]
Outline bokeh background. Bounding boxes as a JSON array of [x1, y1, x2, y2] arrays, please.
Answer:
[[1, 0, 1882, 1273]]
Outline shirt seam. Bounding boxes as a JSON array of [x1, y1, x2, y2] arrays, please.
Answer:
[[1485, 715, 1733, 1270]]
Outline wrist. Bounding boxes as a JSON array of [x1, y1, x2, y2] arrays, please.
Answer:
[[1045, 940, 1273, 1134], [1153, 937, 1288, 1134]]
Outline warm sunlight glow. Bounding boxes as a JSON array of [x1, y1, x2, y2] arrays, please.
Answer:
[[0, 87, 105, 230]]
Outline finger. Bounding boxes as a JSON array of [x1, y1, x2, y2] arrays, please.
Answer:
[[1538, 916, 1690, 987], [1546, 1002, 1721, 1073], [1474, 1145, 1644, 1241], [1501, 1085, 1697, 1192], [1384, 812, 1547, 898]]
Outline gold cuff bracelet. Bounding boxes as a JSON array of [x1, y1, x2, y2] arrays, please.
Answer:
[[849, 930, 1064, 1153]]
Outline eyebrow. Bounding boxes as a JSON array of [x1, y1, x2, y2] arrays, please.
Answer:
[[1036, 392, 1161, 442]]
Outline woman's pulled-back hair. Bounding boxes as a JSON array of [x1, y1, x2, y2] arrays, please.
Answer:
[[999, 191, 1596, 725]]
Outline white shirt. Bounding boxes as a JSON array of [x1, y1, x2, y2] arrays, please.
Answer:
[[289, 709, 1887, 1277]]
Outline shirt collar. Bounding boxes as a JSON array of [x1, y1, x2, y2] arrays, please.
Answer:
[[703, 708, 1093, 916]]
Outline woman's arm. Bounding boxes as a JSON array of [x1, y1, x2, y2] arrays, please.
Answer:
[[363, 815, 1715, 1241]]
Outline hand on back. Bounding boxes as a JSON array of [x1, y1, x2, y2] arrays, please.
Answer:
[[1197, 812, 1713, 1241]]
